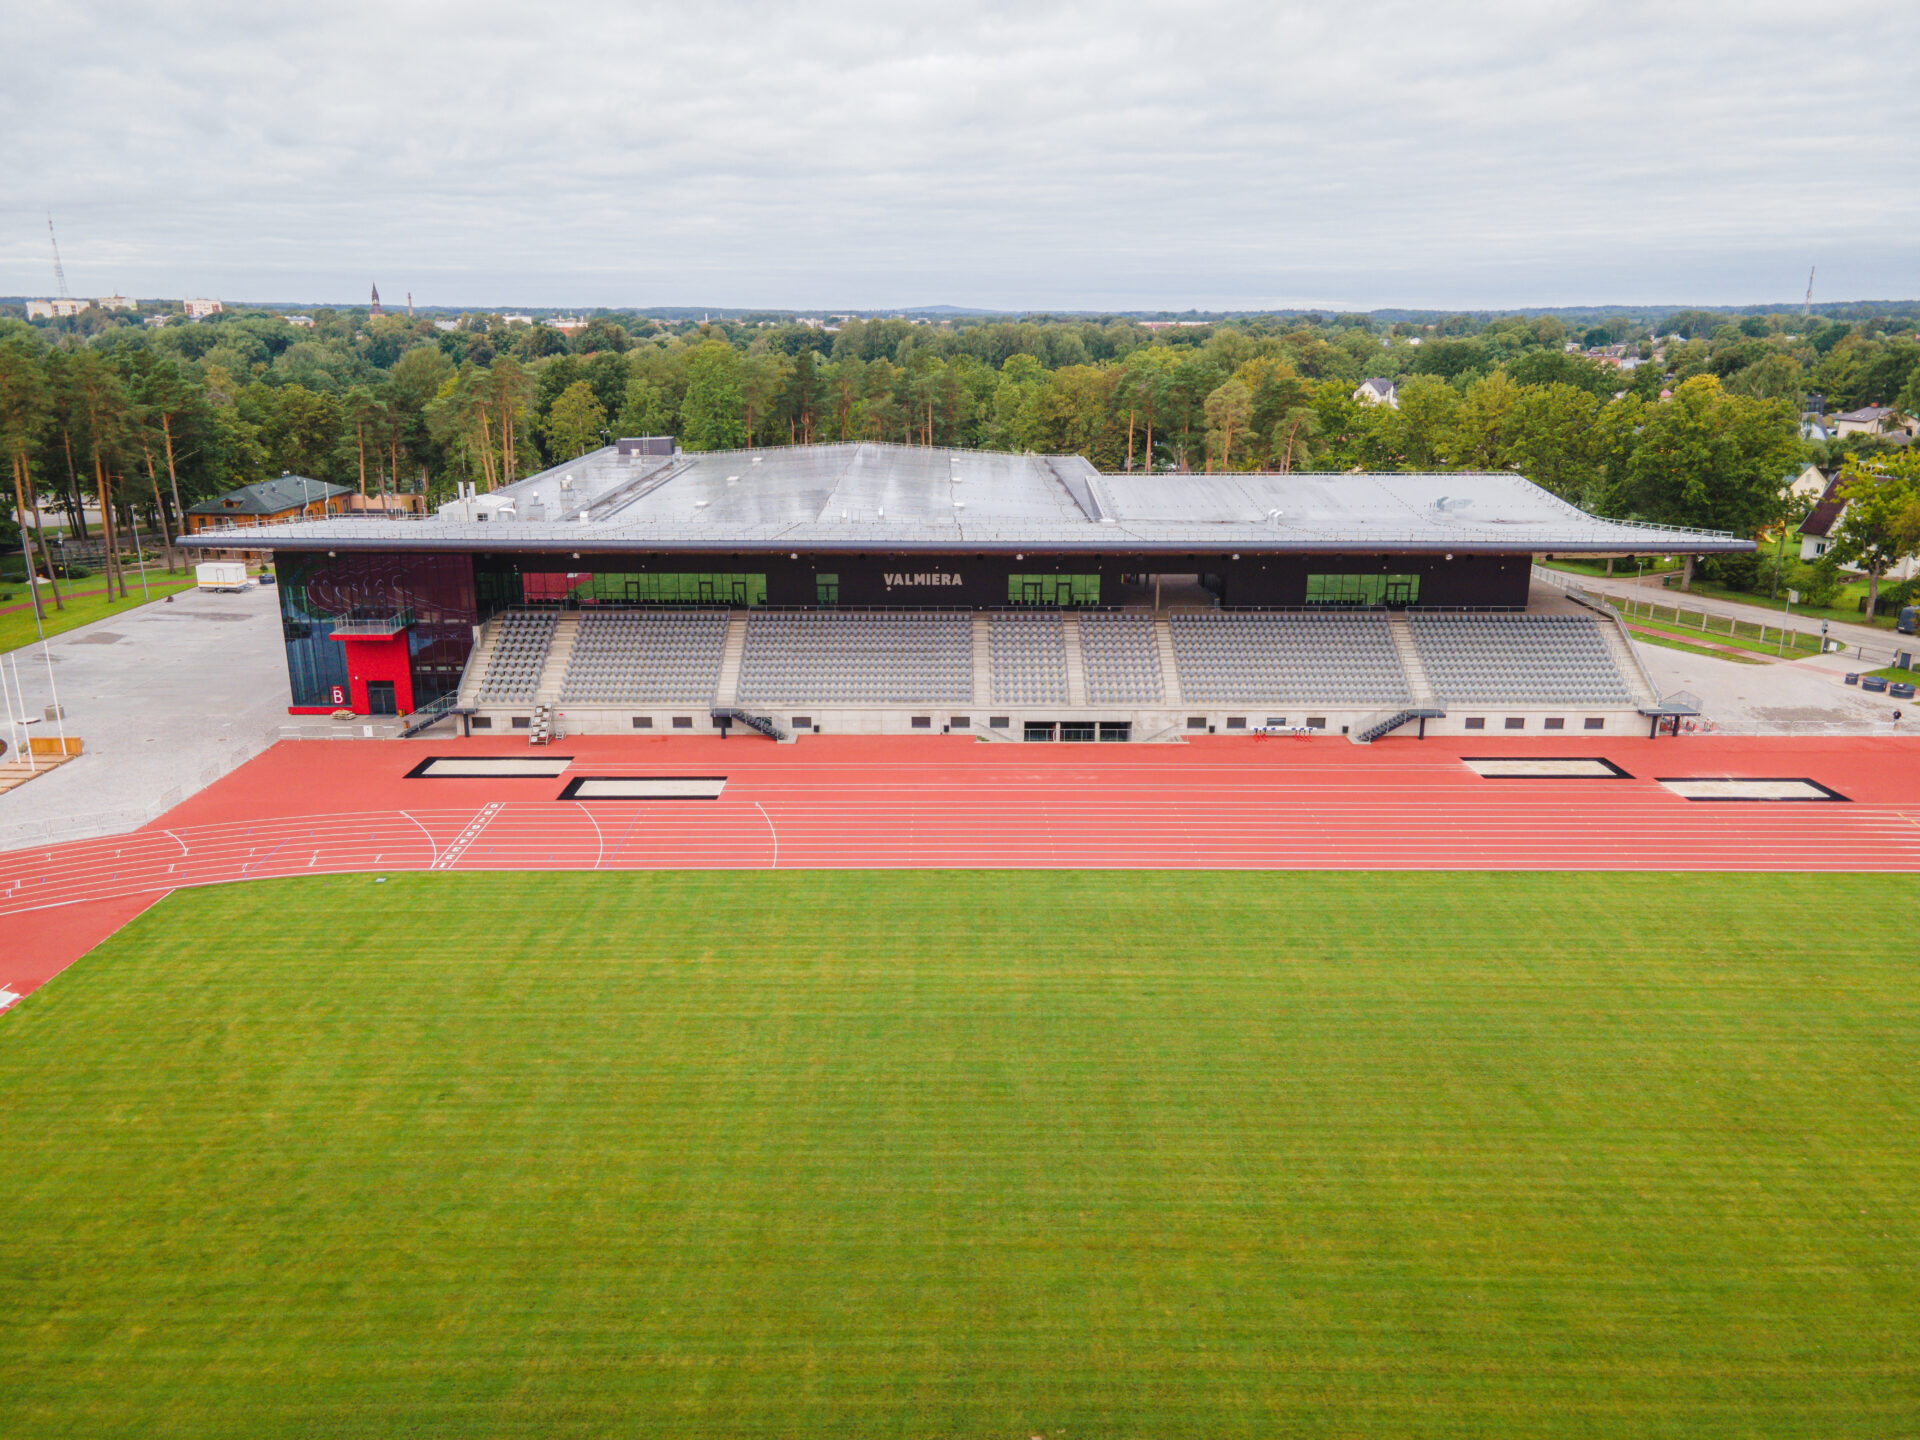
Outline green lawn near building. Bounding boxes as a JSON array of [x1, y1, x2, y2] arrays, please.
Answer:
[[0, 570, 201, 653], [3, 871, 1916, 1438]]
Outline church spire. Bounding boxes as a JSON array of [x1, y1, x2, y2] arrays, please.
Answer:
[[370, 282, 382, 317]]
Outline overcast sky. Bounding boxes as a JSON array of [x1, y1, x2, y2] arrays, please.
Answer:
[[3, 0, 1916, 312]]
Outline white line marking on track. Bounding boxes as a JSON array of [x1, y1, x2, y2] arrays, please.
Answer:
[[577, 801, 605, 869], [399, 810, 439, 866], [163, 829, 187, 856], [432, 802, 503, 870], [755, 801, 778, 869]]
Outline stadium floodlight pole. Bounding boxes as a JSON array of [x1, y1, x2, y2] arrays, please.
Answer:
[[128, 507, 151, 600]]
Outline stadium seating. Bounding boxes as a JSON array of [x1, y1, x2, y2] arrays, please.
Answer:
[[474, 611, 556, 704], [737, 611, 973, 704], [1079, 612, 1164, 703], [1169, 613, 1412, 704], [1407, 614, 1633, 705], [990, 613, 1069, 704], [559, 610, 728, 704]]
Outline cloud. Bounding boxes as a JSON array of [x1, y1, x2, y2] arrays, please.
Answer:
[[2, 0, 1915, 309]]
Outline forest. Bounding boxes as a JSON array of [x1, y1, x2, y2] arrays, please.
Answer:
[[4, 302, 1919, 594]]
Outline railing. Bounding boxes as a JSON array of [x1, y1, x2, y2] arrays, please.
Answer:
[[329, 607, 413, 636]]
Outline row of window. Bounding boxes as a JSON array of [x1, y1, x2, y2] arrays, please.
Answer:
[[1183, 714, 1609, 733], [1303, 573, 1420, 606]]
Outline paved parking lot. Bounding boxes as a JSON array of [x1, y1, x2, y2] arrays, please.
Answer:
[[0, 583, 392, 848]]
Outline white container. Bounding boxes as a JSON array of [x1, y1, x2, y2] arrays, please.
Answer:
[[195, 561, 249, 591]]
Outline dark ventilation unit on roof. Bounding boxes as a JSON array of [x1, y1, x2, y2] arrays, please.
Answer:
[[616, 436, 675, 457]]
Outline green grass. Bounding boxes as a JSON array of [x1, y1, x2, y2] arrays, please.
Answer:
[[0, 569, 200, 652], [4, 871, 1918, 1438], [1865, 666, 1917, 686]]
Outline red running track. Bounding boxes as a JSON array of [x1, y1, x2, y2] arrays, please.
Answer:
[[5, 733, 1919, 1002]]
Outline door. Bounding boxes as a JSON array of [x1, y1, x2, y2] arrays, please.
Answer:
[[366, 681, 398, 716]]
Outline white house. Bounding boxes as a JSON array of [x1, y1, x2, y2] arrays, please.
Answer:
[[183, 298, 223, 319], [1798, 473, 1920, 579], [1783, 464, 1830, 503], [1353, 378, 1399, 408], [25, 298, 87, 319], [1831, 405, 1916, 439]]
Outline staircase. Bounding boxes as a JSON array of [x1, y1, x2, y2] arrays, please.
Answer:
[[1152, 615, 1185, 705], [1589, 601, 1662, 707], [971, 614, 993, 702], [530, 702, 556, 745], [1386, 614, 1439, 707], [1351, 705, 1445, 745], [711, 707, 784, 741], [1061, 613, 1089, 706], [455, 621, 500, 707], [533, 614, 578, 708], [715, 613, 748, 706]]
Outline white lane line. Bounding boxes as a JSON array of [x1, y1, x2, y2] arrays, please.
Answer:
[[163, 829, 187, 856], [399, 810, 440, 866], [432, 802, 503, 870], [755, 801, 778, 869], [577, 801, 605, 869]]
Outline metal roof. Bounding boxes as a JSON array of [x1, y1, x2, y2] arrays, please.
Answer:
[[186, 474, 350, 516], [179, 442, 1752, 555]]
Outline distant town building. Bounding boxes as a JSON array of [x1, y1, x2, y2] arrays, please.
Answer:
[[143, 313, 170, 328], [1831, 405, 1916, 439], [95, 294, 135, 311], [26, 299, 86, 319], [502, 314, 534, 326], [1797, 472, 1920, 578], [1353, 378, 1399, 408], [433, 318, 461, 332], [183, 298, 223, 319], [285, 314, 315, 328], [550, 316, 589, 332]]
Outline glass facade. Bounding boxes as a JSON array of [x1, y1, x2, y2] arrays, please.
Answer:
[[278, 551, 478, 708], [1303, 572, 1420, 607], [517, 571, 768, 607], [1008, 573, 1100, 606]]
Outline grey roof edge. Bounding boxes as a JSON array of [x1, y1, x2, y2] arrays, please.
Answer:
[[180, 530, 1756, 556]]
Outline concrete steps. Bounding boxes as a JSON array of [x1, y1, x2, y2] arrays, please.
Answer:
[[455, 621, 500, 707], [1152, 616, 1185, 705], [533, 615, 578, 707], [1386, 614, 1438, 707], [715, 612, 748, 706], [971, 614, 993, 702], [1061, 613, 1089, 706]]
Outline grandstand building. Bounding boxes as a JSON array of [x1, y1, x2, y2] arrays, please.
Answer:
[[179, 441, 1752, 742]]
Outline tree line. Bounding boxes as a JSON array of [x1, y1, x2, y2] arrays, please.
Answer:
[[5, 302, 1920, 606]]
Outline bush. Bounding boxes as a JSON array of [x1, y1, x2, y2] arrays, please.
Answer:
[[1702, 551, 1765, 590]]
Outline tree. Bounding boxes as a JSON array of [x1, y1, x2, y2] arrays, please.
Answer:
[[1621, 376, 1799, 589], [0, 338, 63, 612], [1830, 456, 1920, 619], [1203, 377, 1253, 471], [679, 342, 746, 451], [541, 380, 607, 460], [1505, 384, 1602, 503]]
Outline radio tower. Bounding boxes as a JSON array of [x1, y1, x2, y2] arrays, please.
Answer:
[[47, 213, 72, 299], [1803, 265, 1815, 317]]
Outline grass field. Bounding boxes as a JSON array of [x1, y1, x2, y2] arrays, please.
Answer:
[[4, 871, 1917, 1438], [0, 570, 199, 653]]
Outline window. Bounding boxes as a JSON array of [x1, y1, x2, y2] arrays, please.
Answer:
[[470, 716, 492, 730], [1584, 717, 1606, 730], [1098, 721, 1131, 742], [990, 716, 1010, 728], [1225, 716, 1247, 730], [949, 716, 970, 728], [631, 716, 652, 729], [672, 716, 693, 729], [911, 716, 932, 729], [1060, 722, 1096, 742], [511, 716, 531, 730], [1008, 573, 1100, 606], [521, 571, 769, 607], [815, 573, 839, 606], [1465, 717, 1486, 730], [1024, 721, 1057, 741], [791, 716, 812, 730], [1505, 717, 1525, 730], [1544, 717, 1565, 730], [1265, 717, 1286, 728], [1303, 572, 1420, 607], [1187, 716, 1208, 730], [1306, 716, 1327, 730]]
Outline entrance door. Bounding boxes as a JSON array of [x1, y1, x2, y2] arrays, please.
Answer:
[[698, 579, 716, 603], [1022, 580, 1043, 605], [366, 681, 398, 716], [1385, 577, 1416, 607]]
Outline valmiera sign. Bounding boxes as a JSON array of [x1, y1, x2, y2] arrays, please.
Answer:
[[882, 572, 964, 590]]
